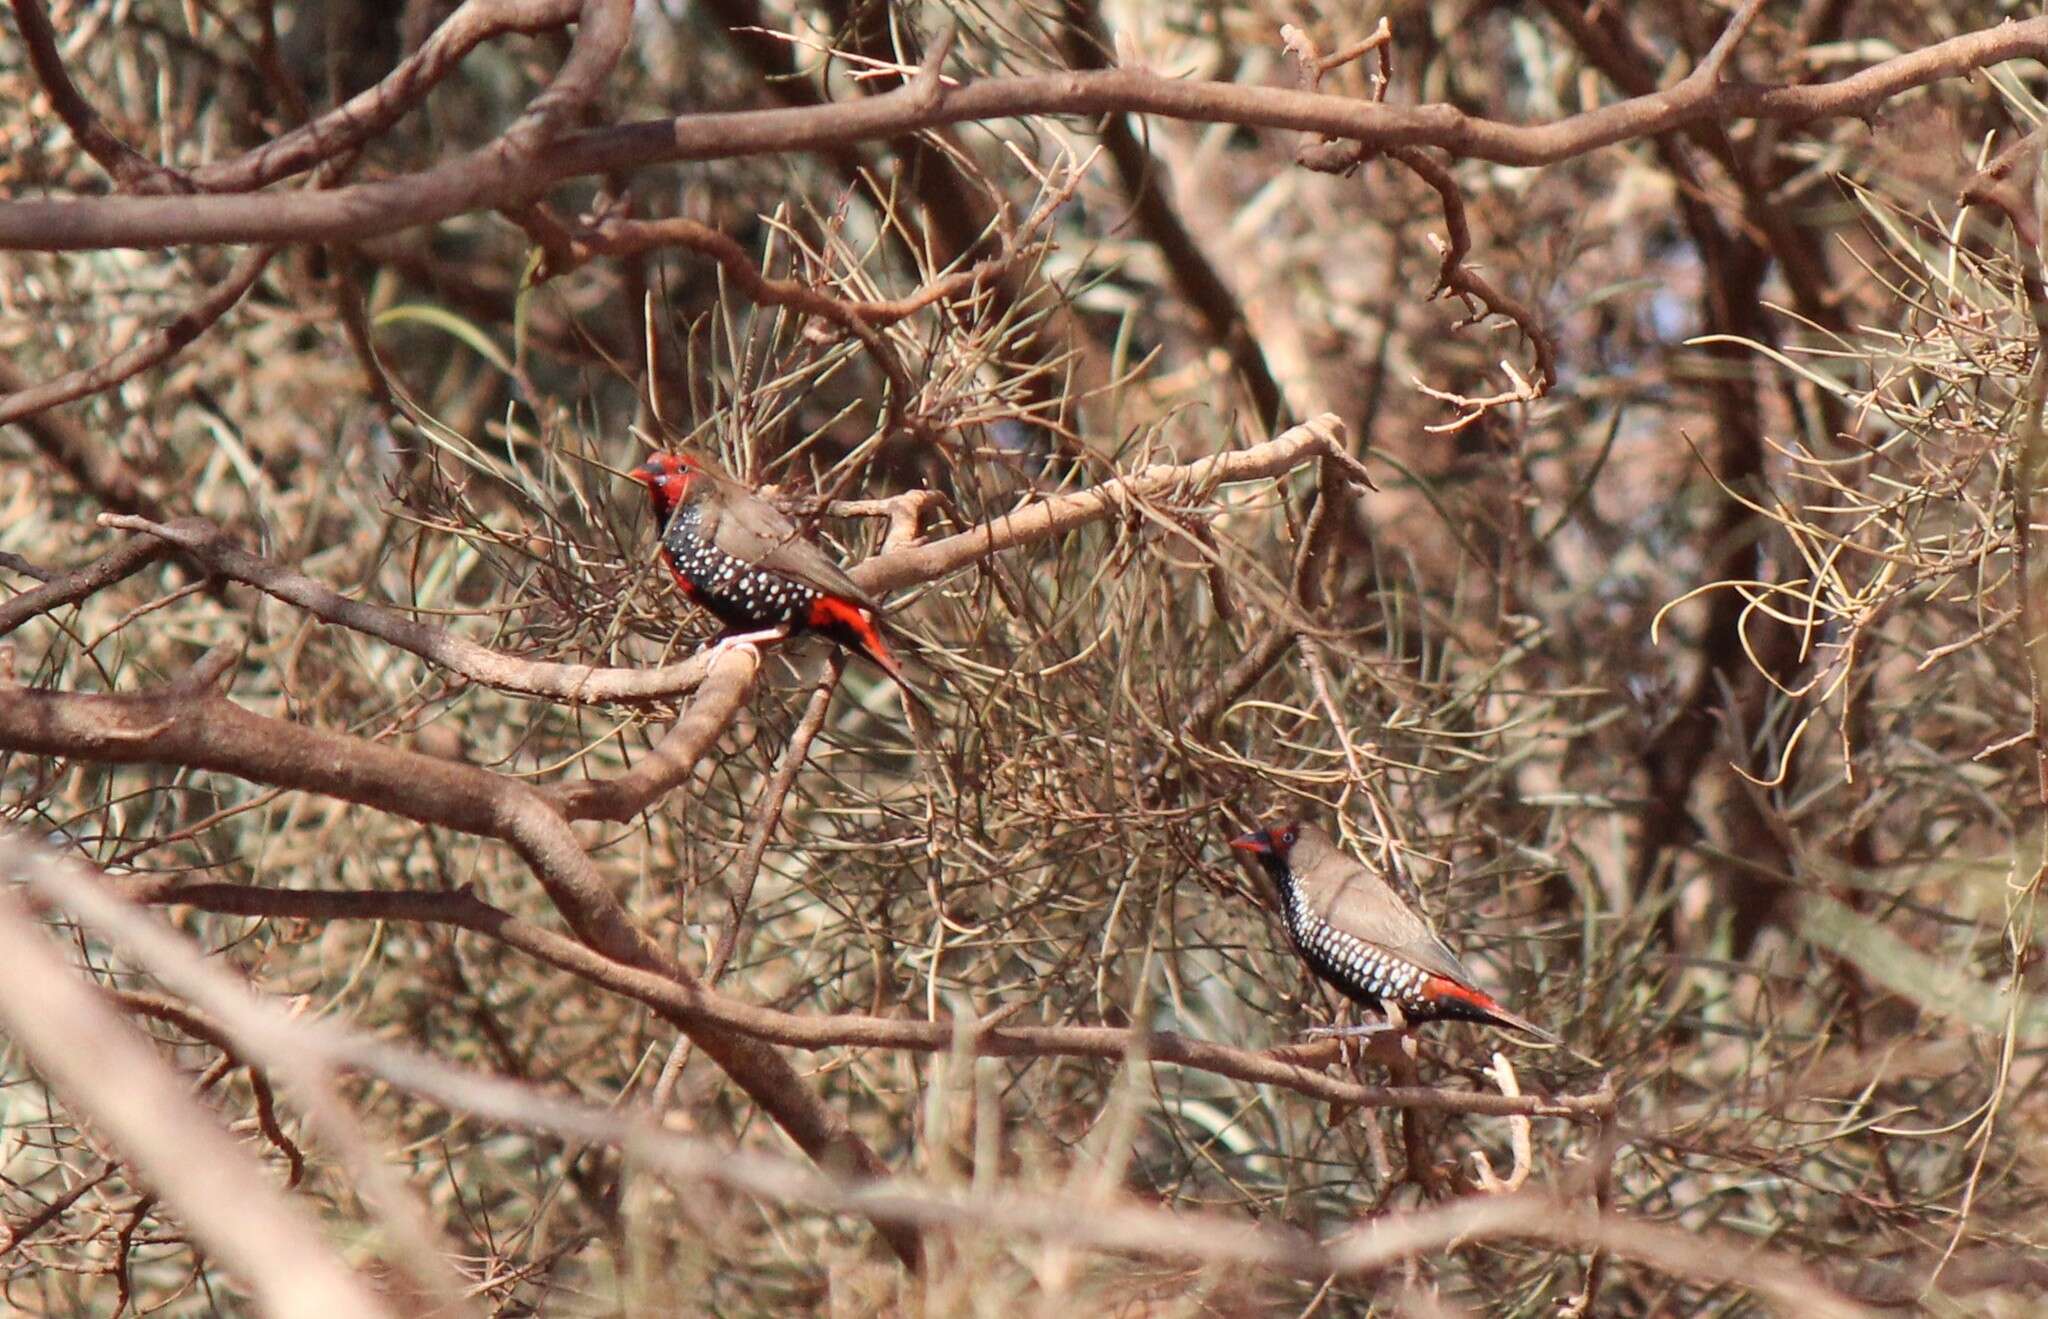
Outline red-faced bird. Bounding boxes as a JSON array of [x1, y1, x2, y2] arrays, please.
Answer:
[[628, 452, 919, 702]]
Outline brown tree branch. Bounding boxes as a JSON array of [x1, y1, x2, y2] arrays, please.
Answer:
[[122, 874, 1608, 1121], [107, 990, 306, 1189], [0, 245, 276, 427], [0, 534, 172, 639], [95, 513, 726, 704], [1282, 23, 1553, 419], [5, 19, 2044, 250], [0, 359, 168, 520], [853, 413, 1352, 595], [181, 0, 585, 194], [1386, 146, 1557, 391], [8, 0, 194, 192], [543, 646, 763, 821], [0, 0, 629, 252], [1, 1165, 116, 1256], [9, 833, 1852, 1312]]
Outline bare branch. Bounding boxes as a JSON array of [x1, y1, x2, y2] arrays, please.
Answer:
[[0, 535, 171, 640], [5, 827, 1870, 1314], [119, 874, 1608, 1121], [6, 19, 2046, 250], [0, 676, 919, 1266], [181, 0, 585, 194]]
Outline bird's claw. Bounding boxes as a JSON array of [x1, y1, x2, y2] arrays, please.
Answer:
[[1305, 1021, 1405, 1073]]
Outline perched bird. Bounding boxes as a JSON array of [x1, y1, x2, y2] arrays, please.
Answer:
[[628, 452, 918, 699], [1231, 822, 1556, 1042]]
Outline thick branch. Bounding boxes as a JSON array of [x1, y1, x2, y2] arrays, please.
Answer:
[[0, 0, 628, 252], [5, 19, 2044, 250]]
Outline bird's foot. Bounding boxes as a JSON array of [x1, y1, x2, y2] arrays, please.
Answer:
[[703, 625, 790, 664], [1302, 1022, 1402, 1040], [1304, 1021, 1407, 1073]]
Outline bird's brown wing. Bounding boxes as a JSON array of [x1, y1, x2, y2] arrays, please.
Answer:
[[1292, 838, 1476, 985], [699, 479, 884, 611]]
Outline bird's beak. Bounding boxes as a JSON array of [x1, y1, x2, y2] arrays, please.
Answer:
[[626, 466, 656, 487], [1229, 831, 1270, 855]]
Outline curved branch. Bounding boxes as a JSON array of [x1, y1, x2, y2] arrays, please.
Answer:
[[544, 645, 763, 821], [0, 246, 276, 427], [97, 514, 726, 704], [853, 412, 1353, 594], [109, 990, 306, 1188], [3, 18, 2043, 250], [9, 0, 194, 192], [181, 0, 584, 194], [0, 534, 171, 639], [1387, 146, 1556, 390]]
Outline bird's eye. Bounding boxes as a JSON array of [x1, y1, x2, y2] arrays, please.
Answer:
[[1281, 827, 1297, 847]]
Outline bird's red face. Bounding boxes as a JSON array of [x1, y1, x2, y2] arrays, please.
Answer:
[[1230, 823, 1301, 858], [627, 451, 703, 519]]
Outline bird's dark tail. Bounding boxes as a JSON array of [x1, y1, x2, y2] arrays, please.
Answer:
[[1423, 975, 1564, 1046], [1477, 1001, 1563, 1046]]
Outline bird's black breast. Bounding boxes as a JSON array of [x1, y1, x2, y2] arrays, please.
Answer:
[[1282, 894, 1457, 1020], [662, 503, 819, 629]]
